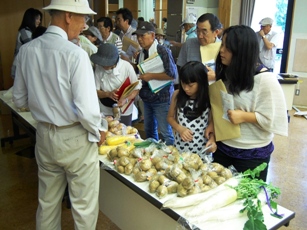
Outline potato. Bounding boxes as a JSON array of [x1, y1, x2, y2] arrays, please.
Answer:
[[176, 172, 187, 183], [114, 130, 122, 135], [181, 177, 194, 190], [117, 147, 129, 157], [132, 167, 140, 175], [123, 163, 132, 175], [202, 174, 213, 185], [118, 156, 130, 167], [207, 171, 219, 179], [177, 184, 188, 197], [200, 184, 211, 192], [170, 166, 182, 178], [139, 159, 152, 171], [105, 116, 113, 122], [156, 185, 168, 198], [155, 160, 168, 171], [134, 171, 147, 182], [166, 181, 178, 194], [117, 165, 125, 174], [220, 168, 233, 179], [129, 157, 137, 166], [211, 163, 225, 173], [214, 176, 226, 185], [147, 168, 157, 177], [158, 175, 168, 185], [151, 156, 162, 166], [149, 180, 160, 193], [188, 186, 199, 195], [109, 120, 119, 128], [109, 148, 118, 159]]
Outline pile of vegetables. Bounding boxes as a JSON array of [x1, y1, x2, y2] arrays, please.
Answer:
[[163, 163, 281, 230]]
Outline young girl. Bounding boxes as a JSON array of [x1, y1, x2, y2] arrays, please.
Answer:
[[167, 61, 216, 161]]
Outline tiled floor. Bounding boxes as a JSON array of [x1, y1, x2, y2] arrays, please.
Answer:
[[0, 109, 306, 230]]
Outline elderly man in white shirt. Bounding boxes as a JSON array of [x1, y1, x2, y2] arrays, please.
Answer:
[[12, 0, 107, 229], [257, 17, 282, 72]]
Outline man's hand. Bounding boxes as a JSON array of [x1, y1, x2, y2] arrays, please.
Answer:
[[108, 90, 119, 101], [259, 30, 265, 37], [138, 73, 152, 82], [98, 130, 106, 146]]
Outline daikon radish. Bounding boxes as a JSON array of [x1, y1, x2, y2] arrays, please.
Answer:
[[184, 187, 237, 217], [186, 191, 267, 225], [186, 200, 246, 224], [162, 177, 240, 209]]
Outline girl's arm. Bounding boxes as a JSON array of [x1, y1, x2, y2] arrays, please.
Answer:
[[204, 111, 217, 153], [167, 90, 193, 142], [227, 110, 258, 125]]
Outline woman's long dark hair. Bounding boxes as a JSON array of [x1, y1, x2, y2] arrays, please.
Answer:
[[176, 61, 210, 116], [18, 8, 42, 32], [215, 25, 259, 95]]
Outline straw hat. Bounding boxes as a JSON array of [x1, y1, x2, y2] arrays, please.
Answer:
[[155, 28, 165, 36], [43, 0, 96, 15]]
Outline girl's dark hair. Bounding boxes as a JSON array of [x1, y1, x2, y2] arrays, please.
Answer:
[[19, 8, 42, 32], [97, 17, 113, 31], [177, 61, 210, 116], [215, 25, 259, 95]]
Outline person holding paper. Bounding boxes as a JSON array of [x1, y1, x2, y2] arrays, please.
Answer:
[[115, 8, 140, 62], [167, 61, 216, 161], [212, 25, 288, 181], [134, 21, 178, 145], [91, 43, 141, 126], [176, 13, 222, 82]]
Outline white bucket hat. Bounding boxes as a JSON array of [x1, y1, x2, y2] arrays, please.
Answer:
[[180, 14, 197, 27], [43, 0, 96, 15]]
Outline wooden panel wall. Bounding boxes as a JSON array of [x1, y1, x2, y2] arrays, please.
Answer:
[[155, 0, 168, 29], [218, 0, 232, 29], [124, 0, 138, 19]]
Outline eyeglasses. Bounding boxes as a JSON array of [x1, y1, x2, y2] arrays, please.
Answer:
[[85, 15, 90, 23], [196, 28, 210, 36]]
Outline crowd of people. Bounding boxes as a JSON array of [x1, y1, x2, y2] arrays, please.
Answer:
[[11, 0, 288, 229]]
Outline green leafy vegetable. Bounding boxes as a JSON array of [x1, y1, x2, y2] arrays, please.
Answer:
[[231, 163, 281, 230]]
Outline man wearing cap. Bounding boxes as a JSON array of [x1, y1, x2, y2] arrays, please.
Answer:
[[170, 14, 197, 48], [257, 17, 281, 72], [134, 21, 177, 145], [12, 0, 107, 229], [177, 13, 222, 82], [90, 43, 142, 126]]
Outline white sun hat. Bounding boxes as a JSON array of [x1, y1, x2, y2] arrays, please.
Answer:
[[43, 0, 96, 15]]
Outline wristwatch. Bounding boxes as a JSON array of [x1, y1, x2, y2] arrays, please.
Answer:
[[262, 35, 265, 39]]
